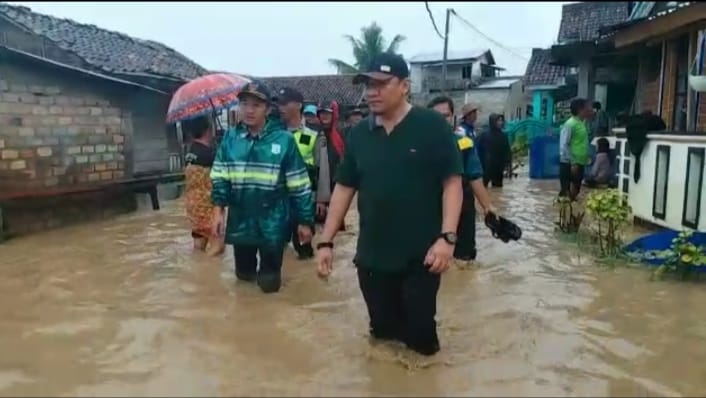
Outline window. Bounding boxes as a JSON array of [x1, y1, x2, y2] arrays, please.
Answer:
[[672, 35, 689, 131], [461, 65, 472, 79], [682, 148, 705, 229], [652, 145, 671, 219]]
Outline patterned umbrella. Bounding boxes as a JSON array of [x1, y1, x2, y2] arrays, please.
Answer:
[[166, 73, 251, 123]]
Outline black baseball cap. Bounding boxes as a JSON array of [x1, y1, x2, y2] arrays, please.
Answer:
[[276, 87, 304, 105], [237, 80, 272, 103], [353, 52, 409, 84]]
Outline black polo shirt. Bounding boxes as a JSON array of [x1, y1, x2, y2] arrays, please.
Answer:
[[336, 106, 464, 273]]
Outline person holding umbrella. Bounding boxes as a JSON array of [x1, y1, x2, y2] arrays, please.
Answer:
[[166, 72, 250, 256], [210, 81, 314, 294]]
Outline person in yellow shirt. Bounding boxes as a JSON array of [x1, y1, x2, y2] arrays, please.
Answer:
[[278, 87, 318, 260]]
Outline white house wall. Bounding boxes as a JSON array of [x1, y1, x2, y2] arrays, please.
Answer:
[[615, 134, 706, 231]]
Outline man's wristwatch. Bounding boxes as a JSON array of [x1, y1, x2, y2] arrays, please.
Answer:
[[316, 241, 334, 250], [439, 232, 458, 245]]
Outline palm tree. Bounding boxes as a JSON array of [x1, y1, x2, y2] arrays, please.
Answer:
[[328, 22, 406, 74]]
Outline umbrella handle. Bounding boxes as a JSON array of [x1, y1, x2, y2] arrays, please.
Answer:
[[209, 97, 226, 137]]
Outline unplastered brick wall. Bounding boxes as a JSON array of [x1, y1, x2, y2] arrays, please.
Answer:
[[0, 63, 131, 192]]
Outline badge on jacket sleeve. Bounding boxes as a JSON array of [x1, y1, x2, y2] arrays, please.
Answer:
[[457, 136, 473, 150], [271, 143, 281, 155]]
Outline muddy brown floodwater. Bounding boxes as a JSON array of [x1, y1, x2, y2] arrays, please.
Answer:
[[1, 177, 706, 397]]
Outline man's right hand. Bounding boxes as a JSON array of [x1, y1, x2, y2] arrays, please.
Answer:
[[211, 210, 225, 238], [316, 246, 333, 279]]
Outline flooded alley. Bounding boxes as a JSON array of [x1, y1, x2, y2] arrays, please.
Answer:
[[1, 177, 706, 397]]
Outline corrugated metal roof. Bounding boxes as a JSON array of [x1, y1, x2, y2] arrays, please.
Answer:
[[628, 2, 655, 20], [409, 49, 490, 64], [475, 77, 521, 89]]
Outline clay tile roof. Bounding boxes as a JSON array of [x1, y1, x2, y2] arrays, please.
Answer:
[[0, 3, 207, 81], [259, 74, 365, 106], [523, 48, 569, 88], [557, 1, 630, 43]]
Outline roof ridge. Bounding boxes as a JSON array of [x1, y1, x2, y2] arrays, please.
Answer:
[[0, 2, 137, 43], [0, 2, 206, 81]]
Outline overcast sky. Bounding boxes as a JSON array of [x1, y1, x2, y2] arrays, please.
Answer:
[[12, 1, 566, 77]]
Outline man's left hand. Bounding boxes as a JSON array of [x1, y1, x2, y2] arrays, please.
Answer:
[[424, 238, 454, 274], [297, 225, 313, 244]]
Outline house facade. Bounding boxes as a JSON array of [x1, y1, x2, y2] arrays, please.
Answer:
[[0, 4, 206, 239], [463, 76, 530, 124], [602, 2, 706, 231], [408, 49, 529, 122], [409, 49, 502, 94]]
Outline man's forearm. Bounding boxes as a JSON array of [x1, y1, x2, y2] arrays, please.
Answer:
[[470, 179, 493, 213], [320, 185, 356, 241], [441, 175, 463, 233]]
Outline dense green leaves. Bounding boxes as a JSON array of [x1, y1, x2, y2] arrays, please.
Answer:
[[585, 189, 632, 257], [328, 22, 406, 74]]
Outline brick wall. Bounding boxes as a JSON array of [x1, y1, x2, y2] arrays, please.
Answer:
[[0, 60, 130, 193]]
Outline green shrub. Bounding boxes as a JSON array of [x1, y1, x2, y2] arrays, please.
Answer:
[[585, 189, 632, 257]]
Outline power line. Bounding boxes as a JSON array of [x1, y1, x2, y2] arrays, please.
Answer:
[[450, 9, 529, 61], [424, 1, 445, 40]]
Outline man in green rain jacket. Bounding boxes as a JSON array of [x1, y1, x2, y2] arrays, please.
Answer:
[[210, 81, 314, 294]]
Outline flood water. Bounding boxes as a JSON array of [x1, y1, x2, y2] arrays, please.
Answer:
[[1, 176, 706, 397]]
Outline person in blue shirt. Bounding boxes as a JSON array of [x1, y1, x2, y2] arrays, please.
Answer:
[[428, 96, 496, 266], [456, 103, 485, 163]]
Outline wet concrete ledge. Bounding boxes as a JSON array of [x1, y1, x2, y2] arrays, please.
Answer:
[[0, 173, 184, 242]]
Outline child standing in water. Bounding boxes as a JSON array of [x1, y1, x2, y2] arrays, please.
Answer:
[[182, 115, 224, 255]]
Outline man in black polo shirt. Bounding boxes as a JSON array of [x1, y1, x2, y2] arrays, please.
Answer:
[[315, 53, 464, 356]]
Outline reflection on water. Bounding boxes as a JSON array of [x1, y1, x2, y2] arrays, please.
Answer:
[[0, 176, 704, 397]]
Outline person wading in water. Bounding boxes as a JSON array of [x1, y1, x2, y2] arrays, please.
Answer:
[[559, 98, 592, 201], [314, 101, 346, 229], [316, 53, 464, 356], [479, 113, 512, 188], [277, 87, 318, 260], [183, 115, 225, 256], [428, 96, 497, 267], [210, 81, 314, 294]]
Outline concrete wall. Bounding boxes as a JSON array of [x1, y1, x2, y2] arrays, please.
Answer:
[[505, 81, 532, 120], [129, 92, 172, 175], [615, 134, 706, 231], [1, 189, 137, 238], [464, 89, 510, 125]]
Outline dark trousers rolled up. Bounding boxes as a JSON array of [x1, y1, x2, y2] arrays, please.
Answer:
[[454, 188, 477, 261], [356, 263, 441, 356], [233, 245, 285, 293]]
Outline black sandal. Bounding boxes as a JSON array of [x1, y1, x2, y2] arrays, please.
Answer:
[[484, 212, 522, 243]]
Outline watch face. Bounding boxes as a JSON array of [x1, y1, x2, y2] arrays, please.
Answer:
[[445, 232, 458, 244]]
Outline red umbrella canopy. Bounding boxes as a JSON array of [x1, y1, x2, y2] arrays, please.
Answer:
[[166, 73, 251, 123]]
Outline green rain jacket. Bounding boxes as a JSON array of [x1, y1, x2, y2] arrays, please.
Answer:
[[210, 121, 315, 249]]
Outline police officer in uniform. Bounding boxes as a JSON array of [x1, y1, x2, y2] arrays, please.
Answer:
[[278, 87, 318, 259]]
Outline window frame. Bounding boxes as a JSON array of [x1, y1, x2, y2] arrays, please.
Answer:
[[652, 144, 671, 220], [682, 147, 705, 229]]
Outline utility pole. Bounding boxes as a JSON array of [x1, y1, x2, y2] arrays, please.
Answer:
[[441, 8, 452, 94]]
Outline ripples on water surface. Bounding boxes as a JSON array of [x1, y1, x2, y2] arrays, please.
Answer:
[[1, 176, 705, 397]]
